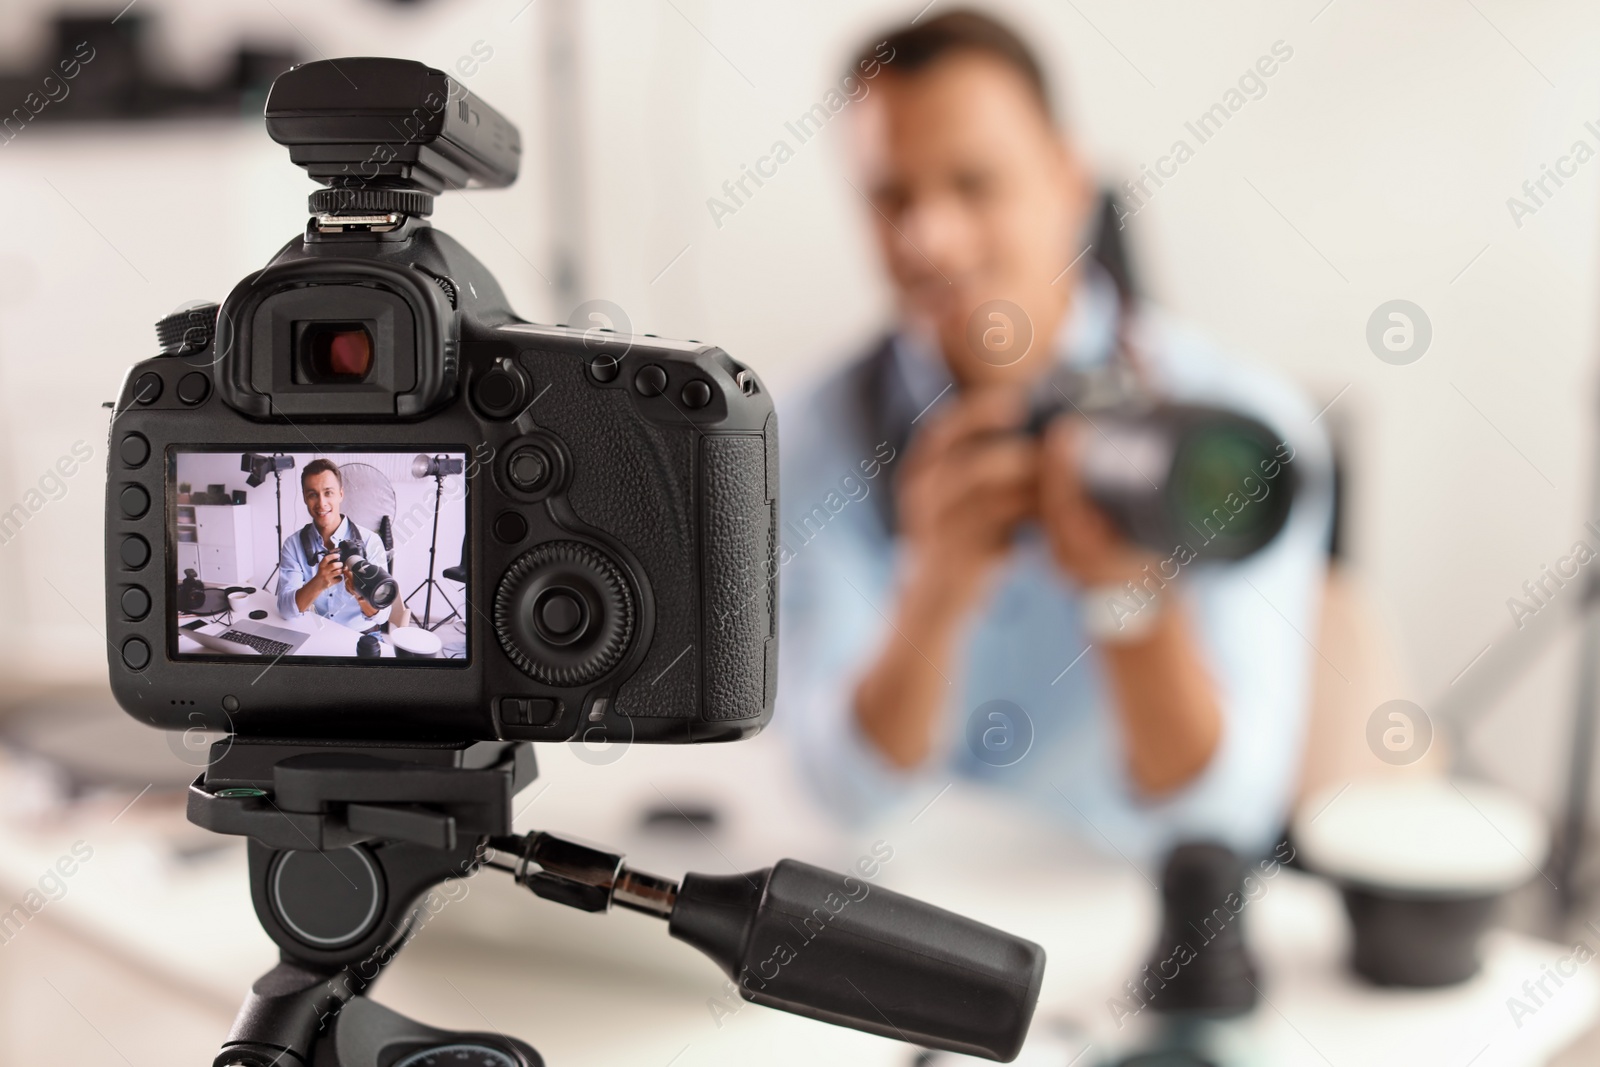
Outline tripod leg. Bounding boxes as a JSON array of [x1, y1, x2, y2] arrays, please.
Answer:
[[422, 474, 444, 627], [424, 582, 462, 631]]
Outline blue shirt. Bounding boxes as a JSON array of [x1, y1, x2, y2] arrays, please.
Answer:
[[776, 269, 1334, 862], [276, 516, 391, 628]]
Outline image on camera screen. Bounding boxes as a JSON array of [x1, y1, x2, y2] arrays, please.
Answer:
[[169, 450, 468, 663]]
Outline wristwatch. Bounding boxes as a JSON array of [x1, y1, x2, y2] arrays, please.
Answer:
[[1080, 582, 1163, 644]]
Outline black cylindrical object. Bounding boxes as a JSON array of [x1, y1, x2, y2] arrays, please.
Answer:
[[1142, 842, 1258, 1017], [1342, 885, 1498, 987], [338, 540, 398, 608], [669, 859, 1045, 1062]]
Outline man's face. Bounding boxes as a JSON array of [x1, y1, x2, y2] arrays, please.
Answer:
[[851, 52, 1092, 388], [303, 471, 344, 529]]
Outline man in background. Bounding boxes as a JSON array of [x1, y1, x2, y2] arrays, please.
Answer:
[[779, 10, 1333, 861]]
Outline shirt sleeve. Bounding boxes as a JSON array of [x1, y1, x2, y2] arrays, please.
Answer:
[[276, 532, 309, 620], [775, 400, 936, 824]]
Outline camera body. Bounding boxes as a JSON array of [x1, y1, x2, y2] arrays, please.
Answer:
[[105, 58, 778, 746]]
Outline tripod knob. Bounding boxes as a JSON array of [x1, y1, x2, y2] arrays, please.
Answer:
[[269, 846, 385, 951]]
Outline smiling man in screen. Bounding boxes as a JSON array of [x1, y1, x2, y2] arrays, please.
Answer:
[[778, 10, 1334, 863], [276, 458, 390, 628]]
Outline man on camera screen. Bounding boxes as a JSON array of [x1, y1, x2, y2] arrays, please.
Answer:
[[276, 458, 390, 627]]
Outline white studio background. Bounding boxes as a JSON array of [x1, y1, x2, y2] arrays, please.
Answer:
[[0, 0, 1595, 816], [0, 0, 547, 681]]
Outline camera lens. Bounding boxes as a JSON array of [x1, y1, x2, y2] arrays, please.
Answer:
[[1169, 422, 1291, 560], [302, 323, 374, 382]]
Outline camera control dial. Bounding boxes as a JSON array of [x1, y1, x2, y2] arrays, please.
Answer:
[[155, 302, 219, 356], [494, 541, 634, 686]]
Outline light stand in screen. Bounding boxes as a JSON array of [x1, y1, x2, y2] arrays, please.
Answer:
[[242, 452, 295, 593], [407, 453, 463, 630]]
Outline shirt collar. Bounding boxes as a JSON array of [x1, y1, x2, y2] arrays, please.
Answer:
[[311, 516, 351, 551]]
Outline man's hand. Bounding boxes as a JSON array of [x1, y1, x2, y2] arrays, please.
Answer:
[[854, 389, 1037, 770], [343, 564, 379, 616], [1039, 419, 1222, 795], [293, 551, 345, 615], [896, 389, 1038, 620], [313, 551, 345, 594], [1037, 418, 1159, 588]]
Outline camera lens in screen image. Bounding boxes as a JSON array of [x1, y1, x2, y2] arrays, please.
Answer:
[[170, 450, 468, 663], [301, 322, 375, 382]]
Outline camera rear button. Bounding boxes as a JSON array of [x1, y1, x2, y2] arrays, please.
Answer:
[[493, 511, 528, 544], [634, 364, 667, 397], [120, 485, 150, 519], [523, 698, 559, 724], [500, 696, 559, 726], [119, 433, 150, 467], [588, 354, 619, 383], [121, 586, 151, 620], [681, 380, 712, 409], [474, 368, 524, 417], [508, 448, 549, 492], [177, 372, 211, 405], [121, 638, 150, 671], [120, 535, 150, 569], [133, 372, 163, 405]]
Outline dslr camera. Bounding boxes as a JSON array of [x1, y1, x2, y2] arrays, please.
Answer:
[[105, 56, 777, 745], [102, 58, 1042, 1067], [1027, 364, 1297, 563]]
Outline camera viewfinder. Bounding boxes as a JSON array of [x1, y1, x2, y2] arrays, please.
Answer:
[[301, 323, 375, 383]]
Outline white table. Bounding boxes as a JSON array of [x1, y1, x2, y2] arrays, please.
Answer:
[[0, 733, 1592, 1066], [176, 587, 393, 658]]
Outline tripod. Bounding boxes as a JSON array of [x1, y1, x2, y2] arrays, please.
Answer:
[[189, 736, 1042, 1066], [404, 466, 460, 631], [262, 464, 287, 594]]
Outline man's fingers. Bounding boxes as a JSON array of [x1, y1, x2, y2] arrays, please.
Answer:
[[1041, 418, 1080, 491], [1042, 418, 1122, 552], [907, 388, 1028, 470], [905, 436, 1038, 509], [920, 481, 1035, 542], [1041, 419, 1095, 519], [949, 436, 1039, 490]]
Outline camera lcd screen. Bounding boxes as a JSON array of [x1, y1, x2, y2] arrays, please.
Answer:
[[169, 450, 468, 664]]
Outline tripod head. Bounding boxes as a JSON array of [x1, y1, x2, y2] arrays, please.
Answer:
[[193, 739, 1045, 1066]]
